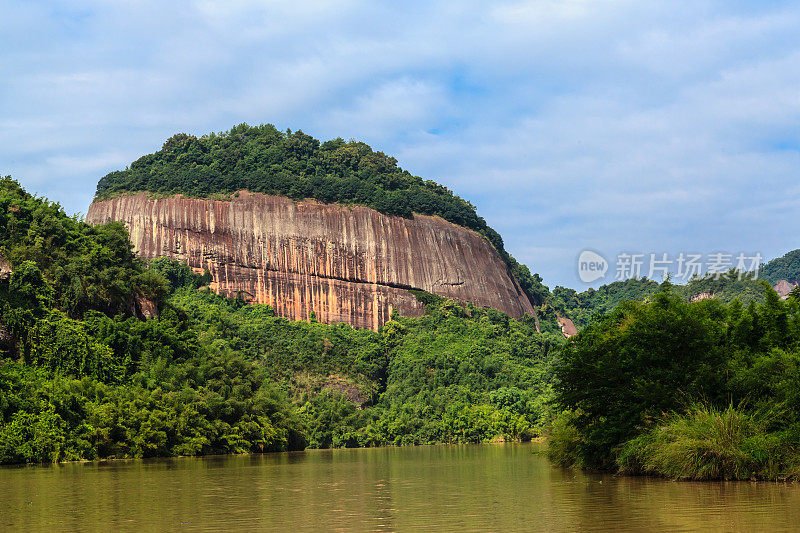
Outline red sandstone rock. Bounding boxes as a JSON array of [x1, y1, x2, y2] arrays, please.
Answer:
[[86, 192, 533, 330], [774, 280, 797, 299], [557, 316, 578, 338]]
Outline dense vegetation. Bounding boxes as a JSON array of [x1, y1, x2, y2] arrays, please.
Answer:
[[549, 268, 782, 330], [548, 278, 661, 329], [0, 177, 561, 463], [172, 288, 564, 449], [549, 282, 800, 480], [7, 172, 800, 477], [93, 123, 548, 304], [761, 249, 800, 284], [676, 270, 769, 304], [0, 178, 305, 461]]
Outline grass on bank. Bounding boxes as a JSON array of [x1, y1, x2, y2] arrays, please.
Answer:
[[548, 405, 800, 481], [617, 404, 800, 481]]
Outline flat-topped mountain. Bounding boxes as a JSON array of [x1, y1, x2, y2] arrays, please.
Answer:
[[86, 124, 541, 329]]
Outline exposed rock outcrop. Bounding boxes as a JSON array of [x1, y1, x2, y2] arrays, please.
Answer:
[[774, 280, 798, 299], [0, 253, 12, 281], [86, 192, 534, 330], [557, 316, 578, 338], [133, 295, 159, 320]]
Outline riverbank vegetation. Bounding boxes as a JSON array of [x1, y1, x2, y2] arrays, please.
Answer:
[[5, 175, 800, 478], [550, 284, 800, 480], [0, 177, 562, 464]]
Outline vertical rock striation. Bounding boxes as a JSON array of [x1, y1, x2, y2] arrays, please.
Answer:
[[86, 192, 534, 330]]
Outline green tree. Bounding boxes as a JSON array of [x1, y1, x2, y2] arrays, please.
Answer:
[[554, 291, 727, 468]]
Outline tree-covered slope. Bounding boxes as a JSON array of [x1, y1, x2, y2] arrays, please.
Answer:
[[0, 178, 165, 321], [93, 123, 548, 304], [550, 268, 785, 330], [548, 278, 662, 329], [0, 177, 561, 463], [761, 249, 800, 284], [0, 177, 305, 461], [170, 288, 565, 448]]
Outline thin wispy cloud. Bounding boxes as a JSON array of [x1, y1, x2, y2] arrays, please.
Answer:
[[1, 0, 798, 287]]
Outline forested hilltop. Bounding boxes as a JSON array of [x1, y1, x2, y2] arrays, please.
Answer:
[[761, 249, 800, 284], [93, 123, 548, 304], [0, 177, 563, 464]]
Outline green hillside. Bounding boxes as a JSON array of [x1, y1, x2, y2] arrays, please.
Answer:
[[551, 288, 800, 480], [0, 177, 562, 463], [761, 249, 800, 284], [551, 260, 795, 330]]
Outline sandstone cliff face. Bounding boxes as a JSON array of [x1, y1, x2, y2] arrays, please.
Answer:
[[86, 192, 534, 330]]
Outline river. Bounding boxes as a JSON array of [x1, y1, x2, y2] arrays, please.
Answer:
[[1, 443, 798, 531]]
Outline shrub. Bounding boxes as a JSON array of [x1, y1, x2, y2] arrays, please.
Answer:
[[617, 405, 800, 480], [546, 410, 582, 467]]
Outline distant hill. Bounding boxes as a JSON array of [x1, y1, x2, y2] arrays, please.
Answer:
[[761, 249, 800, 285], [551, 250, 800, 329]]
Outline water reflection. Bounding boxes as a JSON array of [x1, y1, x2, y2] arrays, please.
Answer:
[[1, 444, 798, 532]]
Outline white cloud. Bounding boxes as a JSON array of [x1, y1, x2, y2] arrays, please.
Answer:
[[319, 78, 450, 140], [1, 0, 799, 287]]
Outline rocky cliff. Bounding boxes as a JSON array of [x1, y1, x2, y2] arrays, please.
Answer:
[[86, 192, 534, 330]]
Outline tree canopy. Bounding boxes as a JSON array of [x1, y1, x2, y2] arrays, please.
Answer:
[[551, 284, 800, 479]]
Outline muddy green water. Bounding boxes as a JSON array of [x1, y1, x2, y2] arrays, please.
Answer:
[[1, 443, 798, 532]]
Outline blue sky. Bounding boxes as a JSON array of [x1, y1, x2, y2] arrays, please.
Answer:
[[2, 1, 799, 289]]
